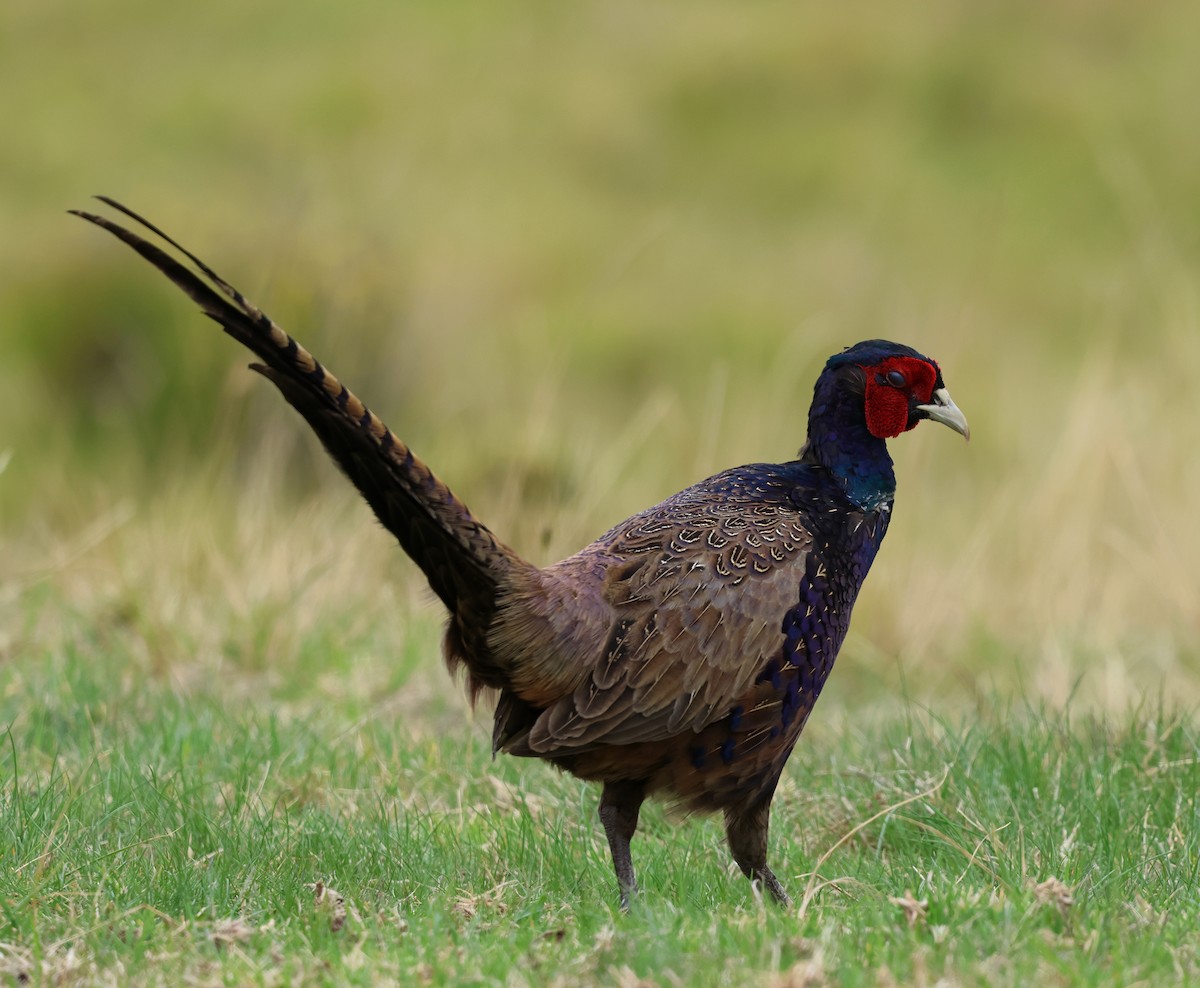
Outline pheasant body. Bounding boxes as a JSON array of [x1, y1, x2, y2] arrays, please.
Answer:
[[74, 199, 968, 908], [498, 461, 886, 800]]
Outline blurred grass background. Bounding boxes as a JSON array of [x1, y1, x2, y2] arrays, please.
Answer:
[[4, 0, 1200, 716]]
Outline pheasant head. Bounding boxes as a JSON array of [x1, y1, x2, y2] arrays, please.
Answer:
[[804, 339, 969, 510]]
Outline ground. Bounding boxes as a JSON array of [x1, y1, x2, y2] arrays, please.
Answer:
[[3, 1, 1200, 983]]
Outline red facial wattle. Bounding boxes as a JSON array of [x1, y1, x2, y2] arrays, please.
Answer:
[[861, 356, 938, 439]]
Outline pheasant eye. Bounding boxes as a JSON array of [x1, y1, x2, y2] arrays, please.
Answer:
[[885, 369, 907, 387]]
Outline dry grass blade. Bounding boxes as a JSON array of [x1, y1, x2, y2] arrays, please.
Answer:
[[1030, 877, 1075, 918], [307, 881, 348, 932], [888, 889, 929, 927], [796, 767, 950, 922]]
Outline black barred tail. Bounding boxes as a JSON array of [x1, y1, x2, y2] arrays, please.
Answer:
[[73, 199, 533, 686]]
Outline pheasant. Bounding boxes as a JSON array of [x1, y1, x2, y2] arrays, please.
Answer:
[[73, 198, 969, 908]]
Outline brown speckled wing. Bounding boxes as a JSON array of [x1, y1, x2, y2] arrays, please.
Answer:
[[521, 493, 814, 752]]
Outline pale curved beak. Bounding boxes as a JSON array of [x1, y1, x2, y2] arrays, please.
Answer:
[[916, 387, 970, 441]]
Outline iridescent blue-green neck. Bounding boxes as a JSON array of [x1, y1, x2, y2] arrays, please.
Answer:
[[802, 368, 895, 511]]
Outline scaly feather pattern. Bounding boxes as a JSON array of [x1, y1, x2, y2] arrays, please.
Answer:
[[74, 200, 968, 908]]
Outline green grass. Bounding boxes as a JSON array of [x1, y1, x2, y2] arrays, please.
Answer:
[[6, 0, 1200, 983], [4, 606, 1200, 985]]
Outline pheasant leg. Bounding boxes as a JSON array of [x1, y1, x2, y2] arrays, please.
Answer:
[[725, 800, 791, 906], [598, 780, 646, 910]]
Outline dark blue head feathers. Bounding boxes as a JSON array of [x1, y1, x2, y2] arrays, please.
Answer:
[[803, 340, 954, 510]]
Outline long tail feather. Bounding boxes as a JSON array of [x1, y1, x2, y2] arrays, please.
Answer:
[[73, 199, 531, 683]]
